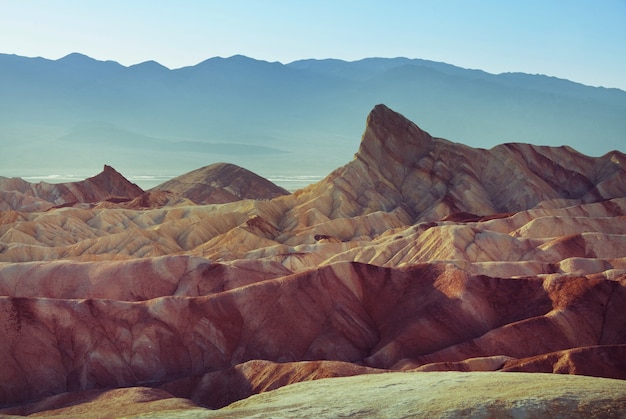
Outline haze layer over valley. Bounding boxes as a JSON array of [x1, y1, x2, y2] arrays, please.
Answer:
[[1, 104, 625, 417], [1, 53, 625, 190]]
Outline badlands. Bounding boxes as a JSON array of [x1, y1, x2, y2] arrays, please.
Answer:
[[1, 104, 625, 417]]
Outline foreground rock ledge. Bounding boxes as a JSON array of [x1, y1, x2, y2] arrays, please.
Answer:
[[3, 372, 625, 418], [212, 372, 626, 418]]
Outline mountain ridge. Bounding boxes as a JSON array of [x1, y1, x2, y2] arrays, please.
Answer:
[[1, 52, 624, 185], [14, 52, 623, 92]]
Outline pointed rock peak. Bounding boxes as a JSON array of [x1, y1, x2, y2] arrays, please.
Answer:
[[89, 165, 125, 183], [368, 103, 398, 121], [87, 165, 144, 195], [365, 104, 431, 140], [356, 105, 433, 169], [100, 164, 121, 177]]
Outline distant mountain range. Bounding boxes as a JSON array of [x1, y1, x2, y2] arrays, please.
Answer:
[[1, 53, 625, 187]]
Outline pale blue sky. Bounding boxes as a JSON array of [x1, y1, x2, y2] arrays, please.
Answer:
[[1, 0, 625, 89]]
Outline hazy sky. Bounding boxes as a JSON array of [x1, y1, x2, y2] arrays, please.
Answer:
[[1, 0, 625, 90]]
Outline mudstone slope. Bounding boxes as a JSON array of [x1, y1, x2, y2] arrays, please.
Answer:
[[150, 162, 290, 204], [0, 105, 625, 416], [0, 162, 288, 212], [0, 165, 144, 212]]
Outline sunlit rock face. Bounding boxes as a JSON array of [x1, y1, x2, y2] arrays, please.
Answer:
[[293, 104, 626, 222], [0, 105, 625, 416]]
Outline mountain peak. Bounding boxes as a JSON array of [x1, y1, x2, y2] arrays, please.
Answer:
[[0, 165, 144, 211], [356, 104, 433, 171], [303, 104, 626, 223], [56, 52, 123, 71], [130, 60, 169, 71], [94, 164, 123, 178], [151, 162, 289, 204], [86, 165, 143, 197], [57, 52, 99, 65]]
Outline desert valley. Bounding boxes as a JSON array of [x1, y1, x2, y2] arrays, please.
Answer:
[[0, 104, 625, 417]]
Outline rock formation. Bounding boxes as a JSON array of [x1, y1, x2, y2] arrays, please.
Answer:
[[0, 105, 625, 416], [0, 162, 289, 212], [289, 104, 626, 223], [2, 372, 624, 418], [0, 165, 143, 212], [150, 162, 290, 204], [182, 372, 626, 418]]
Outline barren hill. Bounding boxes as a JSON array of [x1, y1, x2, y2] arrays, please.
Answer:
[[150, 162, 290, 204], [0, 105, 625, 416], [0, 162, 288, 212], [0, 165, 143, 212]]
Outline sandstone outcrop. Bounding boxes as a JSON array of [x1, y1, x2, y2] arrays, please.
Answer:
[[0, 105, 625, 416]]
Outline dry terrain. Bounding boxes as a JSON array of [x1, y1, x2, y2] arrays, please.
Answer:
[[1, 105, 625, 417]]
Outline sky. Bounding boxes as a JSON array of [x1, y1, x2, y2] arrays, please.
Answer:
[[1, 0, 625, 90]]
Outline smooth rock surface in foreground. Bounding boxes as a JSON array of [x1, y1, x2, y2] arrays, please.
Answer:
[[205, 372, 626, 418], [5, 372, 624, 418]]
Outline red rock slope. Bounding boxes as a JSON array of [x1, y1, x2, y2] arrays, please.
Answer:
[[0, 105, 625, 416]]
